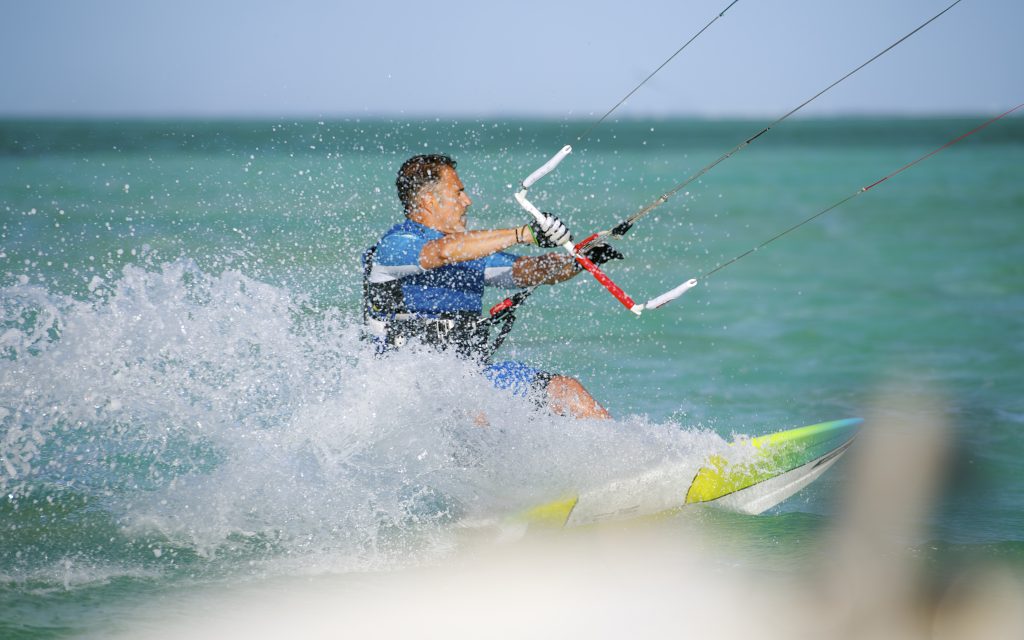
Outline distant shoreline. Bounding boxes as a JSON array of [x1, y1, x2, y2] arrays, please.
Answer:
[[2, 116, 1020, 157], [0, 112, 1019, 124]]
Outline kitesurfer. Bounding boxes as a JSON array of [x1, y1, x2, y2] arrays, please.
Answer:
[[363, 154, 616, 419]]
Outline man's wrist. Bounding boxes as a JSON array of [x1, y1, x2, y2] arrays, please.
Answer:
[[515, 224, 536, 245]]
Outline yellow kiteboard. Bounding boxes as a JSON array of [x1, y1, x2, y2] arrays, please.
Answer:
[[495, 418, 861, 533]]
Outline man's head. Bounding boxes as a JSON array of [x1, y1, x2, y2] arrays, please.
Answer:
[[397, 154, 472, 233]]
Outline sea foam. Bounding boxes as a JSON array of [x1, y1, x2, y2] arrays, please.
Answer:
[[2, 259, 725, 573]]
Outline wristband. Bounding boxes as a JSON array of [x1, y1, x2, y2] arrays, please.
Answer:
[[517, 224, 538, 245]]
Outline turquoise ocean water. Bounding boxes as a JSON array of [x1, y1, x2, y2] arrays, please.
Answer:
[[1, 117, 1022, 636]]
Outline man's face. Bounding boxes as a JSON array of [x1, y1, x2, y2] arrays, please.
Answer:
[[428, 166, 473, 233]]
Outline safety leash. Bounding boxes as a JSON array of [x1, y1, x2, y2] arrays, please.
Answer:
[[479, 288, 535, 361]]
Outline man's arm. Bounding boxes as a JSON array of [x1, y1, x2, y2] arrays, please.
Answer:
[[419, 213, 573, 271], [512, 242, 625, 287], [419, 228, 580, 286], [419, 228, 528, 270], [512, 253, 581, 287]]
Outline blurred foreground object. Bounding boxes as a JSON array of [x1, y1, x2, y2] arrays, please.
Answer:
[[119, 385, 1022, 640], [816, 386, 1024, 639]]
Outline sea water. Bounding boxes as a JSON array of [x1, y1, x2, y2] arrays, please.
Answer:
[[1, 117, 1022, 637]]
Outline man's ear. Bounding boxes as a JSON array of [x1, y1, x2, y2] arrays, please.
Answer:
[[418, 188, 435, 213]]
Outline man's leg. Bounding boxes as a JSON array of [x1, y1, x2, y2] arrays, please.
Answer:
[[484, 361, 611, 420], [546, 375, 611, 420]]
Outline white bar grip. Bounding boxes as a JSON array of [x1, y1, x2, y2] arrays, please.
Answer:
[[515, 190, 577, 254], [644, 279, 698, 310], [522, 145, 572, 189], [514, 190, 545, 223]]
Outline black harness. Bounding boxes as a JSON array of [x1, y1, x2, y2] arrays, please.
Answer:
[[362, 245, 529, 363]]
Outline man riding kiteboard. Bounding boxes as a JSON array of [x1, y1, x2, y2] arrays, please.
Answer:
[[363, 154, 619, 419]]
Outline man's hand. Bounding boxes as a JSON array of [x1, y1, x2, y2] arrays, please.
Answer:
[[582, 242, 624, 265], [525, 212, 572, 248]]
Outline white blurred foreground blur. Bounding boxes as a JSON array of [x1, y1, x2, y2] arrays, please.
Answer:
[[118, 388, 1024, 640]]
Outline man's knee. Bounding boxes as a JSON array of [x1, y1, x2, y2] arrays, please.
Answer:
[[547, 374, 585, 396], [545, 375, 611, 419]]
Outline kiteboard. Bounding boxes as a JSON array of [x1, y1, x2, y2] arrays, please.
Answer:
[[480, 418, 861, 536]]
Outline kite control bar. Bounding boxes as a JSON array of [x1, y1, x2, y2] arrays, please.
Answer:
[[522, 145, 573, 189], [514, 146, 697, 316]]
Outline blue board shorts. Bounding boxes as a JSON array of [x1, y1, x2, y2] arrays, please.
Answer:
[[483, 360, 553, 401]]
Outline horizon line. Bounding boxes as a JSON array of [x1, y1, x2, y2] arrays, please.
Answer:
[[1, 110, 1019, 123]]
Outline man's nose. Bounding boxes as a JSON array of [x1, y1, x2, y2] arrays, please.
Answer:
[[461, 191, 473, 207]]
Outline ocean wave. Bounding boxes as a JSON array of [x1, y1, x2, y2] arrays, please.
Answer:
[[2, 259, 724, 573]]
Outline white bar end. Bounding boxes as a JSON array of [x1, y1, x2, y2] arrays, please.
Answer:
[[644, 278, 698, 310]]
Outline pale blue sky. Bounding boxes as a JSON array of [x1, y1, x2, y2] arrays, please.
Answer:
[[1, 0, 1020, 118]]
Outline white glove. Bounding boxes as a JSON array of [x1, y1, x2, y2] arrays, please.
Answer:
[[528, 212, 572, 248]]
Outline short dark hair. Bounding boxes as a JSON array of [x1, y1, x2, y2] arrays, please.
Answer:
[[396, 154, 456, 213]]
